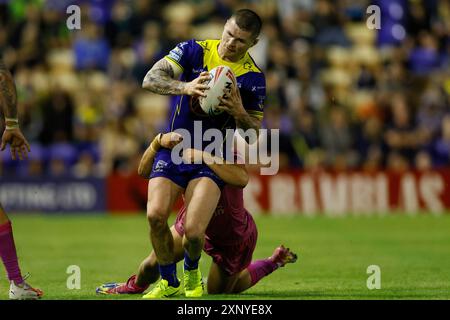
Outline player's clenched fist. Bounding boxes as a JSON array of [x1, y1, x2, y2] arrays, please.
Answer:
[[182, 71, 211, 98]]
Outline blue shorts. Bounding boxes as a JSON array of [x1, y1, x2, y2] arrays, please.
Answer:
[[149, 148, 225, 189]]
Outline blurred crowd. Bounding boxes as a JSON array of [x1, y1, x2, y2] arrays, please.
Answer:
[[0, 0, 449, 178]]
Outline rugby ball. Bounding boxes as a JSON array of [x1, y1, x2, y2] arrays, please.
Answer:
[[199, 66, 236, 116]]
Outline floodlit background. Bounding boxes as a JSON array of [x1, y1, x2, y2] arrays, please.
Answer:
[[0, 0, 448, 178], [0, 0, 449, 300]]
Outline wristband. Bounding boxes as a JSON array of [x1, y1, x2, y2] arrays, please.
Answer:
[[156, 133, 163, 145], [150, 133, 162, 153], [5, 123, 19, 130], [5, 117, 19, 123]]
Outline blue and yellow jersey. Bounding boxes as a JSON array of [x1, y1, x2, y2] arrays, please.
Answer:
[[163, 39, 266, 147]]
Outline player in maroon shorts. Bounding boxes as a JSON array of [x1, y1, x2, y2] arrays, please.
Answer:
[[96, 132, 297, 295]]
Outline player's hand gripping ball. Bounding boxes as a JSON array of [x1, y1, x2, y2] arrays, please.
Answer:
[[192, 66, 236, 117]]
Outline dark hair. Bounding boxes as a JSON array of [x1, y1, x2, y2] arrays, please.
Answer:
[[231, 9, 262, 38]]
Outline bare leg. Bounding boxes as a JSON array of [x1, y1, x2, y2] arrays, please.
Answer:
[[207, 262, 240, 294], [146, 177, 183, 265], [135, 226, 185, 288], [231, 269, 253, 293], [182, 178, 221, 262]]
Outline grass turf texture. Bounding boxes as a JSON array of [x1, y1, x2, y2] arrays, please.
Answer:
[[1, 214, 449, 300]]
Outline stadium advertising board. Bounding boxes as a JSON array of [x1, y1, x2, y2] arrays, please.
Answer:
[[0, 177, 106, 213], [106, 169, 450, 215], [7, 170, 446, 215], [244, 169, 450, 215]]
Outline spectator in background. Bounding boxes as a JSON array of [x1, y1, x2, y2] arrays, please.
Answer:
[[416, 84, 448, 139], [387, 151, 410, 172], [291, 108, 321, 166], [415, 150, 432, 171], [406, 0, 431, 35], [431, 114, 450, 167], [47, 143, 77, 177], [384, 94, 425, 164], [262, 105, 297, 169], [311, 0, 351, 47], [128, 0, 164, 37], [105, 0, 134, 48], [355, 116, 385, 168], [379, 61, 408, 92], [320, 106, 356, 169], [72, 150, 98, 178], [356, 64, 377, 89], [408, 31, 443, 76], [17, 143, 45, 177], [131, 21, 163, 83], [38, 88, 74, 145], [73, 22, 111, 71], [0, 0, 447, 177], [9, 3, 44, 68]]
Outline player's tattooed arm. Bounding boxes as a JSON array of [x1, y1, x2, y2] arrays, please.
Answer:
[[235, 113, 262, 131], [0, 59, 18, 119], [0, 58, 31, 160], [142, 59, 210, 97], [142, 59, 185, 95]]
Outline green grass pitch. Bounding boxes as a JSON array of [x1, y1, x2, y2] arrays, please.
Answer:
[[1, 213, 450, 300]]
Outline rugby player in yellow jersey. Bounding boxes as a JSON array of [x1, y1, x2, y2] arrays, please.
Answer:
[[141, 9, 266, 297]]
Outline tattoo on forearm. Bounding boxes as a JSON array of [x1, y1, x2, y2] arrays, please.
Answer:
[[236, 114, 261, 131], [142, 59, 185, 95], [0, 59, 18, 118]]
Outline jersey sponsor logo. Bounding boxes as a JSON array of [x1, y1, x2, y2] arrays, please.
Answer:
[[258, 95, 265, 109], [168, 46, 184, 62], [168, 51, 182, 62], [252, 86, 266, 92], [154, 160, 168, 172], [192, 68, 206, 74]]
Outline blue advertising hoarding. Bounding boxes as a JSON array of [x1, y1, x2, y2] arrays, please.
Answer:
[[0, 177, 106, 213]]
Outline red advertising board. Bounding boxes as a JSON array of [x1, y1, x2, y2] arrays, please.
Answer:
[[243, 169, 450, 215], [106, 173, 183, 213], [106, 169, 450, 215]]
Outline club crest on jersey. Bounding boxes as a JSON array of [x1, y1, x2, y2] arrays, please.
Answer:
[[154, 160, 168, 172], [243, 62, 252, 70]]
